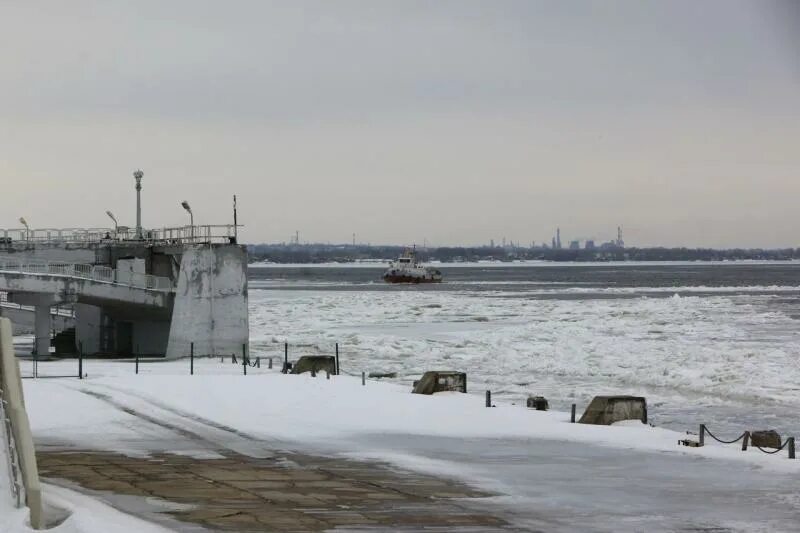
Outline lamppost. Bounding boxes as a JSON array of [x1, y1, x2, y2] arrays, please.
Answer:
[[106, 210, 118, 233], [19, 217, 29, 241], [181, 200, 194, 241], [133, 169, 143, 239]]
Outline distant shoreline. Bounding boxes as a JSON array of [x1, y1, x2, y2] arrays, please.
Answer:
[[249, 259, 800, 268]]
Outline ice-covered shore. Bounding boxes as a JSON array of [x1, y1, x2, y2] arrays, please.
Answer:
[[13, 361, 800, 531]]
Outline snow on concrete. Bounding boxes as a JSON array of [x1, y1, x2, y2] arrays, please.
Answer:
[[22, 363, 800, 473], [18, 361, 800, 531], [0, 482, 172, 533]]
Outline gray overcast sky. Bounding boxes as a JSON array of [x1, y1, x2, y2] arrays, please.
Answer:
[[1, 1, 798, 247]]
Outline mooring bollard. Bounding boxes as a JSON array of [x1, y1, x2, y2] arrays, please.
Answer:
[[741, 431, 750, 451], [570, 404, 576, 423], [78, 342, 83, 380], [699, 424, 705, 446], [788, 437, 796, 459], [485, 390, 491, 408], [190, 342, 194, 375], [362, 371, 365, 386], [335, 342, 340, 375]]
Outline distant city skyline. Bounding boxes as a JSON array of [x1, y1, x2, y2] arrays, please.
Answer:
[[1, 1, 799, 248]]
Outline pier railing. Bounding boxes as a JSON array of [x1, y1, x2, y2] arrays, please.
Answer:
[[0, 224, 239, 246], [0, 258, 173, 292]]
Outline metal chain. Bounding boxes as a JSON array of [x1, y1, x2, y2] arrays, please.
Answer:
[[704, 427, 748, 444]]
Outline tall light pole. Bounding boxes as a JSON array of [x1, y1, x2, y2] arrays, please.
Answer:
[[133, 169, 143, 239], [181, 200, 193, 241], [19, 217, 29, 241], [106, 210, 118, 233]]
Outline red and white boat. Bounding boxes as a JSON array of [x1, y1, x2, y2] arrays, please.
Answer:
[[382, 248, 442, 283]]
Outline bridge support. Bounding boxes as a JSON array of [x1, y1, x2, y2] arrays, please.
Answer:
[[34, 303, 50, 357], [6, 293, 57, 356]]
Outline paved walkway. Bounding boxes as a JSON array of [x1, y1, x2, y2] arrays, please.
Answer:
[[37, 450, 516, 532]]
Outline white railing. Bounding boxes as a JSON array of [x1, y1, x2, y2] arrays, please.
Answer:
[[0, 258, 173, 292], [0, 224, 239, 246]]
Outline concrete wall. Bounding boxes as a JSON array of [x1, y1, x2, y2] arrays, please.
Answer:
[[0, 306, 73, 335], [166, 244, 249, 359], [132, 320, 171, 356]]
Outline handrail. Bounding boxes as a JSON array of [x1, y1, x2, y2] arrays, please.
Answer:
[[0, 224, 240, 245], [0, 258, 173, 292]]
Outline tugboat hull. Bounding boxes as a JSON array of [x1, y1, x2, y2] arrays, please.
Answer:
[[382, 274, 442, 284]]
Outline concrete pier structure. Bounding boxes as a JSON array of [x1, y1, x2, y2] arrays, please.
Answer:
[[0, 224, 248, 358]]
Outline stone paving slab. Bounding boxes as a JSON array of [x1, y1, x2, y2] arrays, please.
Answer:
[[37, 450, 516, 532]]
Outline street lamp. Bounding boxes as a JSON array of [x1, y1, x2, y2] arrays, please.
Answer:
[[181, 200, 194, 241], [19, 217, 29, 241], [106, 210, 118, 233], [133, 169, 143, 239]]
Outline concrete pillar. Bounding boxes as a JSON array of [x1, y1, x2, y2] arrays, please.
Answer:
[[34, 303, 50, 356]]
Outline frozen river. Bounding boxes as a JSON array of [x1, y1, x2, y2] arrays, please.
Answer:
[[248, 262, 800, 438]]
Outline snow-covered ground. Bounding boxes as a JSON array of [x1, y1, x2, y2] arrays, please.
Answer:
[[16, 359, 800, 531]]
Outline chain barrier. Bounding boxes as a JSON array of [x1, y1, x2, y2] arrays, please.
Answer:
[[753, 440, 791, 455], [699, 425, 795, 459], [704, 426, 748, 445]]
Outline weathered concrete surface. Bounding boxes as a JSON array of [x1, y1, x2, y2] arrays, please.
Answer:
[[750, 430, 782, 449], [291, 356, 336, 376], [0, 272, 170, 309], [37, 451, 512, 532], [412, 371, 467, 394], [0, 305, 73, 336], [578, 395, 647, 425], [166, 244, 248, 359]]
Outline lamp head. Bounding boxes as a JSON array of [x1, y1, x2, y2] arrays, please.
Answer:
[[133, 169, 143, 181], [19, 217, 27, 227], [181, 200, 192, 214], [106, 210, 116, 220]]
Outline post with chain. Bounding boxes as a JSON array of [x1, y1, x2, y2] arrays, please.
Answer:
[[570, 404, 576, 423], [741, 431, 750, 451], [361, 371, 365, 386], [485, 390, 491, 408], [284, 342, 288, 374], [242, 343, 247, 376], [789, 437, 795, 460], [699, 424, 705, 447], [190, 342, 194, 375], [335, 342, 340, 375], [78, 341, 83, 379]]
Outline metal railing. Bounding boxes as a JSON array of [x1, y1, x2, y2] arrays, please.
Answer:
[[0, 224, 239, 246], [0, 258, 173, 292]]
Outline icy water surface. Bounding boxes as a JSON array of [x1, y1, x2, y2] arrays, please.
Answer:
[[247, 262, 800, 438]]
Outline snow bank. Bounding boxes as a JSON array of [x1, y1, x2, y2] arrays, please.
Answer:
[[23, 369, 800, 475]]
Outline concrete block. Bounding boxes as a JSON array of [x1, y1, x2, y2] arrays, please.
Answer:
[[368, 371, 397, 379], [578, 395, 647, 425], [526, 396, 549, 411], [291, 356, 336, 375], [750, 430, 782, 449], [412, 371, 467, 395]]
